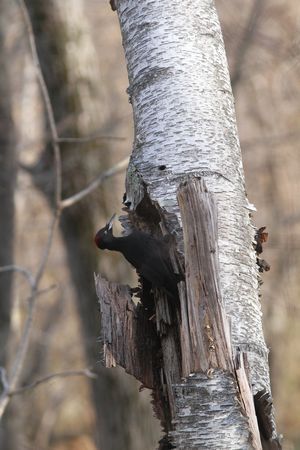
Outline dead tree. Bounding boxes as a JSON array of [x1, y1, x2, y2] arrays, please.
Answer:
[[95, 0, 281, 448]]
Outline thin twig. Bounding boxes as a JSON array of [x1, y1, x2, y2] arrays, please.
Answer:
[[0, 0, 128, 422], [13, 0, 62, 368], [0, 369, 9, 393], [0, 0, 63, 421], [18, 133, 125, 153], [0, 265, 35, 289], [0, 265, 56, 299], [8, 369, 97, 397], [61, 156, 129, 209], [231, 0, 264, 90], [18, 1, 62, 209], [56, 134, 125, 143], [35, 284, 58, 298], [17, 0, 62, 282]]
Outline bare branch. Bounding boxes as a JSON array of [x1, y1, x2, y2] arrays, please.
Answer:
[[56, 134, 126, 144], [8, 368, 97, 397], [0, 0, 63, 421], [0, 368, 9, 393], [17, 0, 62, 209], [231, 0, 265, 89], [19, 133, 126, 153], [1, 0, 127, 425], [17, 0, 62, 283], [0, 266, 56, 298], [35, 284, 57, 298], [61, 156, 129, 209], [0, 265, 34, 289]]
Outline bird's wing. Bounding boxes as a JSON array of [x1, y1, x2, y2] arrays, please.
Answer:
[[139, 251, 178, 298]]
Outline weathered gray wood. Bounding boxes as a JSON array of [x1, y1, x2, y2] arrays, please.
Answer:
[[170, 176, 262, 449], [95, 177, 265, 449], [235, 351, 263, 450], [95, 273, 157, 390], [96, 0, 281, 447], [177, 177, 232, 376]]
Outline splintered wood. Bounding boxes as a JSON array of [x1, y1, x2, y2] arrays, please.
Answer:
[[95, 177, 267, 449], [95, 274, 157, 389], [177, 177, 233, 376], [174, 177, 262, 450]]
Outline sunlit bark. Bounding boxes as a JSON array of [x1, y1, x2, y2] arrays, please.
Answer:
[[109, 0, 280, 447]]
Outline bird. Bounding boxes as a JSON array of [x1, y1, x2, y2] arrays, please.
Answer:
[[94, 214, 179, 300]]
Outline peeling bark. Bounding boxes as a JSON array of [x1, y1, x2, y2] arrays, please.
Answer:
[[96, 0, 281, 448], [97, 178, 267, 448]]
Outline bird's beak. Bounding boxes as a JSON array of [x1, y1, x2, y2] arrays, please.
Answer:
[[107, 213, 116, 230]]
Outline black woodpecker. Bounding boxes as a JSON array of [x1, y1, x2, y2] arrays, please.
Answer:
[[94, 214, 179, 300]]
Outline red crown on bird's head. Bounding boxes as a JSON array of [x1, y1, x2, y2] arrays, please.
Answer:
[[94, 213, 116, 249]]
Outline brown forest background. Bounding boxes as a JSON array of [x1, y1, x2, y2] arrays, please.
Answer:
[[0, 0, 299, 449]]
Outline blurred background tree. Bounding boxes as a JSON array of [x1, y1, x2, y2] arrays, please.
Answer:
[[0, 0, 299, 449]]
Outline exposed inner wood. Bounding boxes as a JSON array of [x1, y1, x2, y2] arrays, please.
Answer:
[[95, 177, 280, 449], [95, 274, 158, 390], [177, 176, 233, 376]]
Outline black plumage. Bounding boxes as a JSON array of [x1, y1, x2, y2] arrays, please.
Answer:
[[94, 214, 179, 299]]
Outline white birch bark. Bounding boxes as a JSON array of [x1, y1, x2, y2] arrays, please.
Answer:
[[113, 0, 279, 447]]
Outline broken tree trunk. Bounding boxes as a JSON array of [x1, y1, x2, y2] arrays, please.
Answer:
[[96, 177, 266, 449], [95, 0, 281, 448]]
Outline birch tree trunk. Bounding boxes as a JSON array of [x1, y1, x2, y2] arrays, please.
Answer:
[[96, 0, 281, 448]]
